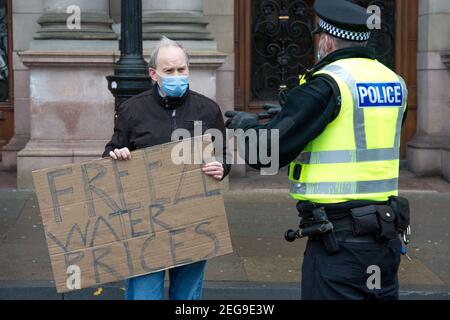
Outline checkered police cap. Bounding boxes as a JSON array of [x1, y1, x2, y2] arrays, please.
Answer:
[[318, 18, 371, 42]]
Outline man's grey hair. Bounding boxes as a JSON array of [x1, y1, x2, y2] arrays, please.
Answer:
[[149, 36, 190, 69], [332, 36, 369, 50]]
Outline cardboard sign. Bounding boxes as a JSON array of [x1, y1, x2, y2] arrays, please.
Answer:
[[32, 136, 233, 293]]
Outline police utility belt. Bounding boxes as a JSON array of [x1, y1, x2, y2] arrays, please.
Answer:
[[286, 196, 411, 255]]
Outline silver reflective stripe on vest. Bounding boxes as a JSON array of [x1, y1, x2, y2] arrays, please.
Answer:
[[309, 64, 406, 165], [321, 64, 367, 149], [290, 178, 398, 195], [298, 147, 399, 164], [395, 75, 408, 148]]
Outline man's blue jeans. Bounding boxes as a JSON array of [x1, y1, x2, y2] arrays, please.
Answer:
[[125, 260, 207, 300]]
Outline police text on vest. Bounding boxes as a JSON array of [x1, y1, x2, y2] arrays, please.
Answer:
[[357, 83, 403, 107]]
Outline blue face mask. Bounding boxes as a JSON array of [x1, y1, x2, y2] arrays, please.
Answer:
[[159, 75, 189, 97]]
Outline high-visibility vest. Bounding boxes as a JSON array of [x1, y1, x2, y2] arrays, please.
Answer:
[[288, 58, 408, 204]]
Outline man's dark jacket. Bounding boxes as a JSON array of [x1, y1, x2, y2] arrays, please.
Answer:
[[102, 85, 231, 179]]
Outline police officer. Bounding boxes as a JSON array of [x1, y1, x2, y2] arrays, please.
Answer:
[[226, 0, 409, 300]]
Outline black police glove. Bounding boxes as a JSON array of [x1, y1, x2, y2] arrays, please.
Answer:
[[224, 111, 259, 129], [258, 104, 282, 120]]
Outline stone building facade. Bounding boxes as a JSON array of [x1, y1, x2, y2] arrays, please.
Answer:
[[408, 1, 450, 180], [0, 0, 449, 188]]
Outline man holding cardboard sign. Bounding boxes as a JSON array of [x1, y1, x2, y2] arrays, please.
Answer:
[[102, 37, 231, 300], [32, 137, 232, 296]]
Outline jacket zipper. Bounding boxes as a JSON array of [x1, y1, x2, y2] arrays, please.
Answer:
[[172, 109, 177, 131]]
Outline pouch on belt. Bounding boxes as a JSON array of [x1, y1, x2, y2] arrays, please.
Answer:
[[376, 205, 397, 240], [350, 205, 379, 236], [350, 205, 397, 240], [388, 196, 410, 233]]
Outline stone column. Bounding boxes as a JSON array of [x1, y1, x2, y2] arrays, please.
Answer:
[[142, 0, 213, 41], [10, 0, 119, 186], [17, 52, 117, 188], [440, 51, 450, 181], [407, 0, 450, 179], [1, 54, 31, 171], [35, 0, 116, 40]]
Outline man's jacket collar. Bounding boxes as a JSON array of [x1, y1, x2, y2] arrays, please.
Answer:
[[153, 84, 190, 110]]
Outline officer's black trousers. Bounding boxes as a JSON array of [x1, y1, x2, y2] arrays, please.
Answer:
[[301, 233, 402, 300]]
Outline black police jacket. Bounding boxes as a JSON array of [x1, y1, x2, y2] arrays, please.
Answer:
[[102, 84, 231, 179]]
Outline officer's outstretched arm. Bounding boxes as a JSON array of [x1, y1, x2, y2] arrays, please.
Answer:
[[228, 77, 338, 170]]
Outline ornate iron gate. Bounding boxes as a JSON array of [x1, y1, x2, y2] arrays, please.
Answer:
[[251, 0, 315, 101], [251, 0, 396, 102], [0, 0, 9, 102]]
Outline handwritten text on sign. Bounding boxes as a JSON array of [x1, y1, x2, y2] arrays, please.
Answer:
[[32, 137, 233, 293]]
